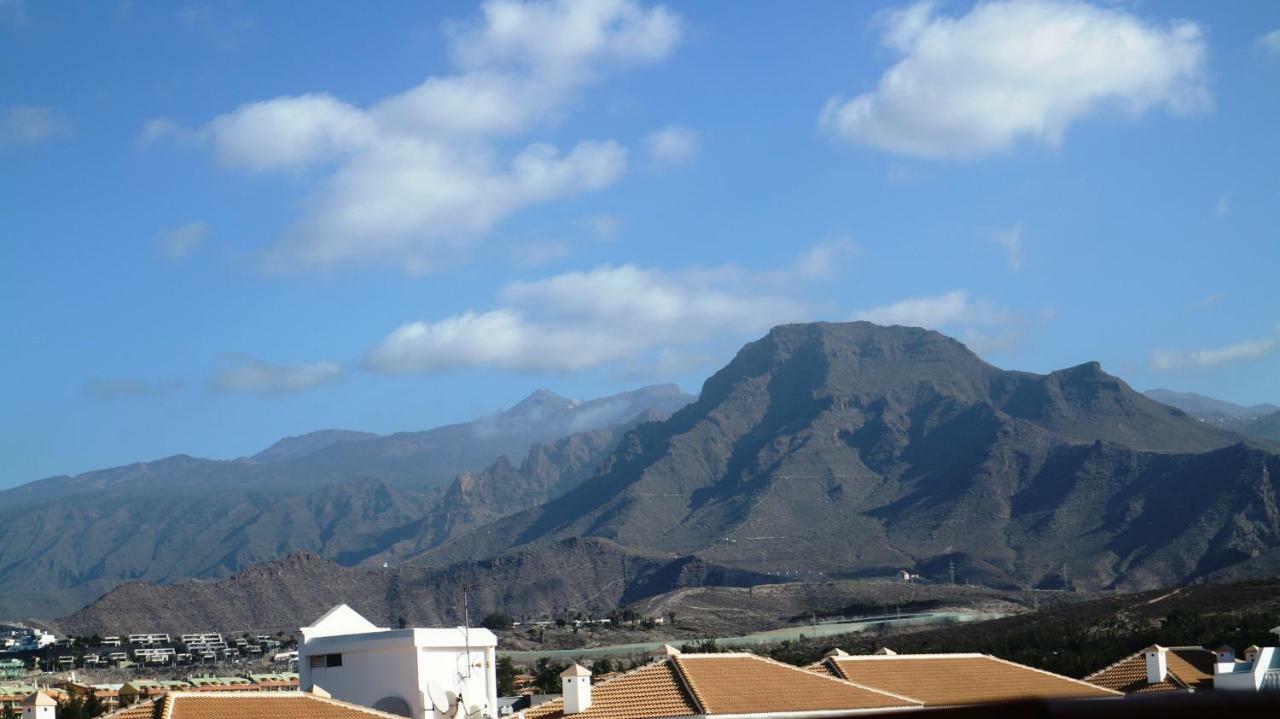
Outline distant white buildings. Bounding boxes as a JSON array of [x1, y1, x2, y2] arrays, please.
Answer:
[[299, 605, 498, 719]]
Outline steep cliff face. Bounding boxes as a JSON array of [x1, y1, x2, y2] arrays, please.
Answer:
[[422, 322, 1277, 592]]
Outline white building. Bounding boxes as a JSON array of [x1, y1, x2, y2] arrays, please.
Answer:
[[299, 605, 498, 719], [1213, 643, 1280, 691], [22, 691, 56, 719]]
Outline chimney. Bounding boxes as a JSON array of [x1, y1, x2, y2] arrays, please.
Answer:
[[1215, 645, 1235, 664], [561, 663, 592, 715], [1144, 646, 1168, 684], [1244, 645, 1260, 664], [649, 645, 681, 661], [823, 648, 848, 658], [873, 647, 897, 656], [22, 691, 57, 719]]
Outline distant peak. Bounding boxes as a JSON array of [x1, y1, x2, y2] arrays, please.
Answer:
[[1058, 361, 1105, 376], [508, 388, 579, 414]]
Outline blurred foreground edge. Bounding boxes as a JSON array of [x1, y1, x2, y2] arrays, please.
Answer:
[[847, 693, 1280, 718]]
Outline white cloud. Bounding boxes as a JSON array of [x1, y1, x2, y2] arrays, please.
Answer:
[[178, 0, 682, 273], [212, 358, 343, 395], [1150, 325, 1280, 370], [989, 224, 1025, 271], [853, 290, 1044, 355], [856, 291, 987, 327], [768, 235, 861, 282], [0, 105, 73, 146], [820, 0, 1209, 158], [365, 246, 836, 375], [1259, 28, 1280, 57], [139, 117, 198, 146], [645, 125, 699, 168], [156, 220, 209, 261]]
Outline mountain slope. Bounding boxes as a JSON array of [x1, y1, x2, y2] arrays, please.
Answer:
[[253, 430, 381, 462], [281, 385, 693, 491], [1144, 389, 1279, 421], [0, 386, 693, 619], [48, 544, 767, 636], [1227, 411, 1280, 443], [421, 322, 1275, 593]]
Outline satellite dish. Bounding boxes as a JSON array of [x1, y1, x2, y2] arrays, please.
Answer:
[[426, 682, 452, 715]]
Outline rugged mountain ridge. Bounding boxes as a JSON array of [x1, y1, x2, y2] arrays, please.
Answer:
[[420, 322, 1278, 593], [0, 386, 693, 619], [48, 544, 767, 636]]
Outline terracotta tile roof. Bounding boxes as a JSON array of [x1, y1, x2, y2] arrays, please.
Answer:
[[825, 653, 1121, 706], [522, 660, 696, 719], [522, 654, 919, 719], [674, 653, 920, 714], [1084, 646, 1216, 694], [102, 691, 411, 719], [805, 661, 842, 678], [102, 699, 162, 719]]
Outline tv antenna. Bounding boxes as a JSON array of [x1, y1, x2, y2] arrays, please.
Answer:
[[461, 580, 474, 679]]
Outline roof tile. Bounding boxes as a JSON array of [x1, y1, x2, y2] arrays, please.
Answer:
[[828, 653, 1120, 706]]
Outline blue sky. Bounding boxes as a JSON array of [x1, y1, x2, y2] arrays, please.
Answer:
[[3, 0, 1279, 487]]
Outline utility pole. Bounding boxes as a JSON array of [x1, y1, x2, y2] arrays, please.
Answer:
[[949, 559, 956, 586]]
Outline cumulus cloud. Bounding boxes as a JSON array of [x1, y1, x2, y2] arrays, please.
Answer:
[[82, 377, 184, 400], [212, 358, 343, 395], [820, 0, 1209, 158], [1150, 325, 1280, 370], [0, 105, 74, 146], [853, 290, 1046, 355], [155, 220, 209, 261], [178, 0, 682, 273], [989, 224, 1025, 271], [766, 235, 861, 282], [365, 245, 840, 375], [1259, 28, 1280, 57], [645, 125, 698, 168]]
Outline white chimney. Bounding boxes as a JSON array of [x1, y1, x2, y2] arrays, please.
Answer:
[[1144, 645, 1167, 684], [649, 645, 681, 661], [1215, 645, 1235, 664], [561, 664, 592, 715], [22, 691, 57, 719], [1244, 645, 1260, 663]]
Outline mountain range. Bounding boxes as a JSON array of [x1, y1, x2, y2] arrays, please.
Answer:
[[1143, 389, 1280, 443], [0, 384, 693, 618], [12, 322, 1280, 631], [419, 323, 1280, 594]]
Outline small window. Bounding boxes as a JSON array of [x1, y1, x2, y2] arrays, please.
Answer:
[[309, 653, 342, 669]]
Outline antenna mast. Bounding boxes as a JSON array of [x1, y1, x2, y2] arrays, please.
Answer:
[[462, 580, 473, 678]]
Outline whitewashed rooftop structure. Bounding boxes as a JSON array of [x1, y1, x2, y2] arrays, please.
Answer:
[[1213, 642, 1280, 692], [299, 605, 498, 719]]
